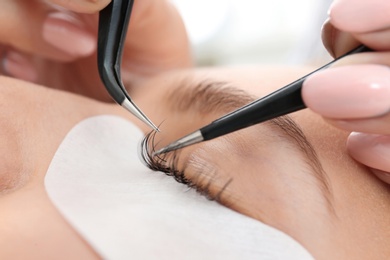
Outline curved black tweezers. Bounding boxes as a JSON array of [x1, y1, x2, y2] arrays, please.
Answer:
[[98, 0, 135, 104]]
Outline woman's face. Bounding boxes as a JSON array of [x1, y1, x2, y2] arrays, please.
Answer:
[[132, 66, 390, 259], [1, 65, 389, 259]]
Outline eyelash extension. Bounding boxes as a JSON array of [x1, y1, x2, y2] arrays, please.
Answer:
[[140, 131, 190, 185], [140, 131, 230, 202]]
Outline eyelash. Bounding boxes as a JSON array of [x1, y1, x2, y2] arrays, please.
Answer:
[[140, 131, 189, 183], [140, 131, 229, 201]]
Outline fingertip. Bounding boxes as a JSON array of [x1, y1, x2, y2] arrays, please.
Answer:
[[347, 132, 390, 173], [43, 12, 97, 58], [302, 64, 390, 119], [321, 19, 360, 59], [2, 51, 38, 82], [349, 132, 390, 185], [328, 0, 390, 33]]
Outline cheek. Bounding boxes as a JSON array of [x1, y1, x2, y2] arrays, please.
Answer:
[[0, 120, 28, 193]]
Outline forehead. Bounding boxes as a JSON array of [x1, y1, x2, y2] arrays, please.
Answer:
[[186, 66, 316, 96]]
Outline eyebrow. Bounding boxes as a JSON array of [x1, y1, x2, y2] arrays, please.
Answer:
[[152, 78, 332, 203], [167, 79, 255, 116]]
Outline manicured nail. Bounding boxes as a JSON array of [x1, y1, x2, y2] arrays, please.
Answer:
[[329, 0, 390, 32], [43, 12, 96, 57], [3, 51, 38, 82], [347, 132, 390, 172], [302, 64, 390, 119]]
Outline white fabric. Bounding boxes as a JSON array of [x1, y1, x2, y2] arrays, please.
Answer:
[[44, 115, 313, 259]]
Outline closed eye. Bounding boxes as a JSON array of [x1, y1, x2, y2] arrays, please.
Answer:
[[140, 77, 332, 209]]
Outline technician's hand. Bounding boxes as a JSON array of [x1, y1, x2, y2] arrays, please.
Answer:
[[302, 0, 390, 184], [0, 0, 192, 101]]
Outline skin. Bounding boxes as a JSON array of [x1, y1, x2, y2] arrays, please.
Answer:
[[2, 0, 389, 183], [302, 0, 390, 181], [0, 0, 389, 258], [1, 63, 390, 259], [135, 65, 390, 259], [0, 0, 192, 100], [1, 0, 389, 185]]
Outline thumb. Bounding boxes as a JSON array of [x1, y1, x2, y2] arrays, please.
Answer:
[[321, 19, 360, 58], [46, 0, 111, 14]]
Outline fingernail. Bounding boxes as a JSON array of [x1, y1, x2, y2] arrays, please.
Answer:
[[3, 51, 38, 82], [302, 64, 390, 119], [329, 0, 390, 32], [43, 12, 96, 57], [347, 132, 390, 172]]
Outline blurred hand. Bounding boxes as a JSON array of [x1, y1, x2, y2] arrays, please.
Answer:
[[0, 0, 192, 101], [302, 0, 390, 184]]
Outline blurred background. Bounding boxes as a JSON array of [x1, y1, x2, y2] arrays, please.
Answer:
[[170, 0, 333, 67]]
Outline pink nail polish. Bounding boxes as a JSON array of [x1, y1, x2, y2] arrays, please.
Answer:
[[3, 51, 38, 82], [329, 0, 390, 32], [43, 12, 96, 57], [302, 65, 390, 119]]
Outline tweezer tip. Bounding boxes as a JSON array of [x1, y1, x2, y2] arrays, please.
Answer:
[[147, 120, 160, 132], [153, 130, 204, 156], [141, 117, 160, 132], [121, 98, 160, 132], [153, 142, 182, 156], [138, 115, 160, 132], [153, 147, 171, 157]]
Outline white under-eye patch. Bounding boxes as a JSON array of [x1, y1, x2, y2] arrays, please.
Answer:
[[45, 115, 312, 259]]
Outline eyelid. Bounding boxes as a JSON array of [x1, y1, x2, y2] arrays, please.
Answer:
[[144, 76, 332, 209], [180, 119, 335, 212], [185, 148, 233, 200]]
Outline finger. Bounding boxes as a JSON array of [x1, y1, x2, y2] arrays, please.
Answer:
[[329, 0, 390, 33], [327, 0, 390, 52], [322, 22, 390, 58], [2, 50, 38, 82], [354, 28, 390, 51], [42, 11, 97, 59], [45, 0, 111, 14], [347, 132, 390, 177], [302, 63, 390, 120], [321, 20, 360, 58], [328, 113, 390, 135], [0, 1, 96, 62], [120, 0, 192, 83], [303, 51, 390, 135]]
